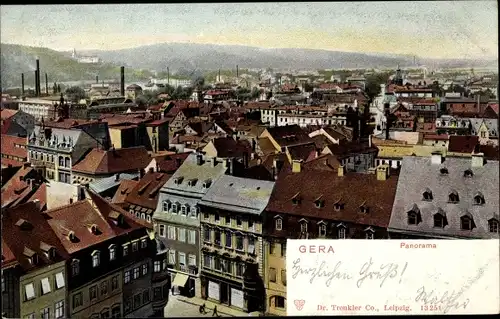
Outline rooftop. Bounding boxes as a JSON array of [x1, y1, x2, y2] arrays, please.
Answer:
[[72, 146, 151, 175]]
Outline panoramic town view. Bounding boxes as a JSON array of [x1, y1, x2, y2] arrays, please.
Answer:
[[1, 2, 498, 318]]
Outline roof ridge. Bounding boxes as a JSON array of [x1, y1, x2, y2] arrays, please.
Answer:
[[45, 199, 89, 215]]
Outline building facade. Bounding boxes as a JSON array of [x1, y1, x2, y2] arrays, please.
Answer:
[[198, 175, 274, 313]]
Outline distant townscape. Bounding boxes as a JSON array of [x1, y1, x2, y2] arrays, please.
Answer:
[[1, 52, 498, 319]]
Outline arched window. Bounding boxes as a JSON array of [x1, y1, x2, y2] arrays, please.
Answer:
[[440, 167, 449, 175], [58, 156, 64, 167], [299, 219, 308, 233], [65, 157, 70, 168], [448, 191, 459, 203], [463, 169, 474, 178], [460, 215, 474, 231], [474, 192, 485, 205], [422, 188, 433, 201], [488, 219, 499, 233], [433, 211, 446, 228], [407, 204, 420, 225]]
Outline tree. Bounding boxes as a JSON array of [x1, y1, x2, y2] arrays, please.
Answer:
[[192, 76, 205, 89], [65, 86, 86, 102], [135, 95, 148, 107], [303, 82, 314, 93], [251, 87, 261, 100]]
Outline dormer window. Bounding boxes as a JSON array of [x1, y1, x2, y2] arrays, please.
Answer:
[[334, 198, 344, 211], [109, 245, 116, 261], [202, 179, 212, 188], [460, 214, 474, 231], [67, 231, 77, 242], [181, 205, 187, 215], [91, 251, 100, 268], [274, 216, 283, 230], [187, 178, 198, 187], [163, 200, 171, 212], [407, 204, 421, 225], [365, 227, 375, 239], [433, 209, 447, 228], [23, 247, 38, 265], [473, 192, 485, 205], [422, 188, 433, 201], [463, 169, 474, 178], [291, 192, 301, 205], [71, 259, 80, 276], [488, 218, 499, 233], [359, 202, 369, 213], [174, 177, 184, 185], [318, 221, 327, 237], [314, 195, 325, 208], [440, 167, 449, 175], [299, 219, 308, 233], [337, 223, 347, 239], [448, 190, 459, 203], [172, 202, 179, 214]]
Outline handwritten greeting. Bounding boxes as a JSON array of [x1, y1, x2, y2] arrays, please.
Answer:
[[287, 240, 499, 316]]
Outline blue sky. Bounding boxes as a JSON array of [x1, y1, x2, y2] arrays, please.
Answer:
[[1, 2, 497, 59]]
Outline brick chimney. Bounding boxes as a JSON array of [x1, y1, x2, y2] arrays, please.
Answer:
[[337, 165, 344, 177], [431, 151, 444, 165], [292, 160, 302, 173], [376, 164, 389, 181], [471, 152, 484, 168]]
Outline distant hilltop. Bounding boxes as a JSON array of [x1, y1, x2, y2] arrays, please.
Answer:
[[71, 48, 101, 64]]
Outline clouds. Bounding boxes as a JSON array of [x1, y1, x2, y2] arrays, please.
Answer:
[[0, 2, 497, 59]]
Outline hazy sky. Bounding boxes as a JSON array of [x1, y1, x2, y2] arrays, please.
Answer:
[[1, 2, 497, 59]]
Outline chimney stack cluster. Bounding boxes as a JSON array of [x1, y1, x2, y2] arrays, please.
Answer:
[[120, 66, 125, 97]]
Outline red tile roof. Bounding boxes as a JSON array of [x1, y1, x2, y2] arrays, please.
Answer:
[[211, 137, 252, 158], [125, 171, 171, 211], [0, 109, 17, 120], [448, 135, 479, 153], [1, 134, 28, 159], [266, 168, 399, 228], [45, 190, 148, 254], [28, 183, 47, 210], [1, 165, 39, 208], [72, 146, 151, 175], [423, 134, 449, 141], [1, 240, 18, 268], [265, 124, 314, 148], [112, 179, 139, 204], [43, 118, 97, 129], [2, 201, 70, 271], [155, 152, 191, 173]]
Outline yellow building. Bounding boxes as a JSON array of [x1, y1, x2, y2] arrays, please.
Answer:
[[263, 239, 286, 316]]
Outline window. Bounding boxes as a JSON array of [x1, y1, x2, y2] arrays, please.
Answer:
[[225, 231, 232, 248], [40, 307, 50, 319], [159, 225, 166, 238], [111, 305, 121, 318], [489, 219, 499, 233], [26, 313, 35, 319], [338, 227, 346, 239], [300, 221, 308, 233], [178, 228, 186, 242], [448, 191, 459, 203], [204, 227, 211, 242], [422, 189, 433, 201], [163, 200, 171, 212], [481, 131, 486, 138], [188, 230, 196, 244], [319, 223, 327, 237], [461, 216, 473, 230], [172, 203, 178, 214], [55, 300, 64, 319], [133, 267, 140, 279], [41, 277, 51, 295], [72, 260, 80, 276], [124, 271, 131, 284], [280, 242, 286, 257], [141, 239, 147, 249], [214, 257, 221, 271], [92, 251, 100, 268], [168, 226, 176, 240], [25, 283, 35, 301], [236, 263, 245, 277], [189, 206, 197, 217], [73, 292, 83, 308], [181, 205, 187, 215], [248, 218, 254, 230], [214, 230, 221, 245], [474, 193, 485, 205], [464, 169, 474, 178], [123, 244, 129, 256], [101, 281, 108, 296], [142, 263, 148, 276], [188, 254, 196, 267], [440, 167, 449, 175], [248, 237, 256, 254], [269, 268, 277, 282], [132, 241, 138, 252], [109, 245, 116, 261], [281, 269, 287, 286], [236, 235, 244, 251], [153, 287, 162, 301], [124, 297, 132, 313], [1, 274, 4, 293], [133, 294, 141, 309], [275, 296, 285, 309], [163, 259, 167, 270], [111, 276, 118, 291], [90, 285, 97, 300], [143, 290, 150, 304], [203, 254, 212, 268], [59, 156, 64, 167], [65, 157, 70, 168], [168, 250, 176, 265], [225, 215, 231, 225], [269, 242, 275, 255], [366, 230, 374, 239], [236, 216, 242, 227], [407, 211, 418, 225], [204, 212, 209, 220], [154, 260, 161, 272], [179, 252, 186, 266], [433, 213, 445, 228], [214, 213, 220, 224], [275, 218, 282, 230]]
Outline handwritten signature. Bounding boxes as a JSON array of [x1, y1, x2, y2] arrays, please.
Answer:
[[291, 257, 408, 288], [414, 260, 491, 314]]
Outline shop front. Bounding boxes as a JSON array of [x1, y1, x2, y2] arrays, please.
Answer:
[[171, 271, 197, 297], [201, 272, 246, 311]]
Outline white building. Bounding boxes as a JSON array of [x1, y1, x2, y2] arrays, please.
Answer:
[[18, 99, 56, 121]]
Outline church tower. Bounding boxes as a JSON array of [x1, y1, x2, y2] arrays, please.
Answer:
[[393, 64, 404, 86], [72, 48, 77, 59]]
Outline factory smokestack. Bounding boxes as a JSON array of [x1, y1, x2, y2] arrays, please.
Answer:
[[218, 69, 221, 82], [36, 59, 40, 97], [96, 75, 99, 84], [34, 70, 39, 97], [45, 73, 48, 95], [167, 67, 170, 85], [236, 65, 239, 78], [120, 66, 125, 97], [384, 103, 391, 140], [21, 73, 25, 96]]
